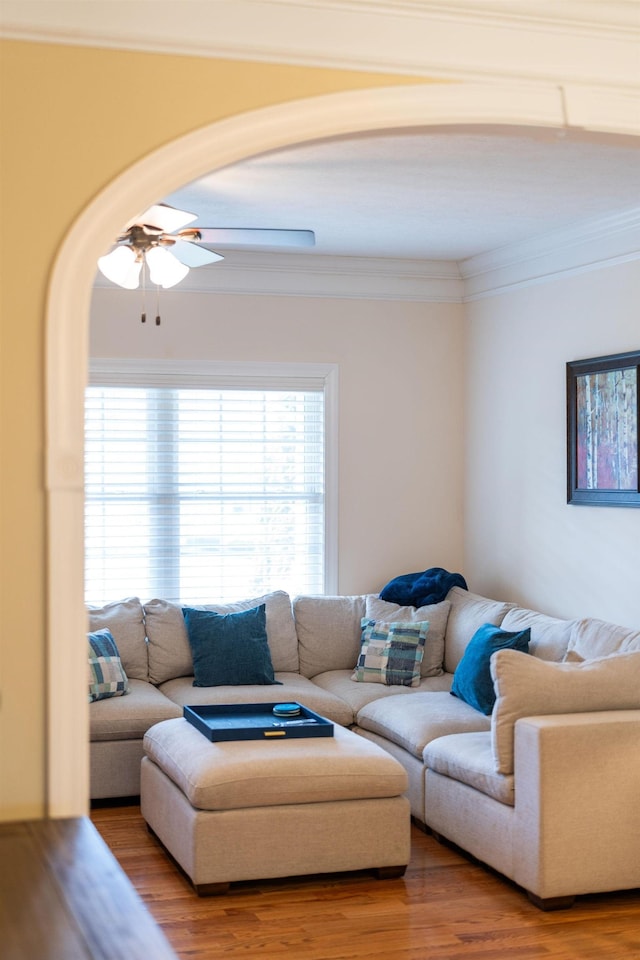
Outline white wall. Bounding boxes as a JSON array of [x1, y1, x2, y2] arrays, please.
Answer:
[[90, 287, 466, 596], [464, 260, 640, 629]]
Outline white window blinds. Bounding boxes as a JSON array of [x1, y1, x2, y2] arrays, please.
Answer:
[[85, 362, 336, 605]]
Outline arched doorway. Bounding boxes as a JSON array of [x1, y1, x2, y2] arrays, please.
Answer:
[[45, 80, 625, 816]]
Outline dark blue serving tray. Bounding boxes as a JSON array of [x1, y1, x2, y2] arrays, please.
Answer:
[[183, 702, 334, 742]]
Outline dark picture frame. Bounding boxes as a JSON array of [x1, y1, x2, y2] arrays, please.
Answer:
[[567, 350, 640, 507]]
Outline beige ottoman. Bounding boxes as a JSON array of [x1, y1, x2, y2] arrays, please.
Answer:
[[141, 717, 410, 894]]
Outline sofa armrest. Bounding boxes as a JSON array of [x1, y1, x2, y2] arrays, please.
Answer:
[[512, 710, 640, 901]]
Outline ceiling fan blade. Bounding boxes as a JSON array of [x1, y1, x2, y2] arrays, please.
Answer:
[[124, 203, 197, 234], [170, 239, 225, 267], [196, 228, 315, 248]]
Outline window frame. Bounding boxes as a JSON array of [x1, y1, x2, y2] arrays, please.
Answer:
[[87, 358, 339, 597]]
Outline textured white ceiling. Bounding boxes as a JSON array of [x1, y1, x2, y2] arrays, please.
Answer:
[[163, 127, 640, 262], [8, 1, 637, 266]]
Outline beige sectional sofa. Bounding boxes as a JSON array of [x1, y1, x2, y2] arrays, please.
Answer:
[[89, 585, 640, 908]]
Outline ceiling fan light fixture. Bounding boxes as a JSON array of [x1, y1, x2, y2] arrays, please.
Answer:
[[97, 202, 313, 300], [145, 245, 190, 288], [97, 245, 142, 289]]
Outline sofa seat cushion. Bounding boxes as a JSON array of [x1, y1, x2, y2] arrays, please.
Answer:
[[159, 672, 354, 727], [566, 618, 640, 660], [143, 719, 408, 811], [87, 597, 148, 681], [356, 691, 490, 759], [89, 679, 182, 742], [145, 591, 299, 684], [424, 732, 514, 806], [364, 597, 450, 677], [444, 587, 515, 674], [313, 669, 452, 716], [501, 607, 574, 662]]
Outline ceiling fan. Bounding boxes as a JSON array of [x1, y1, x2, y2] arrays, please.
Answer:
[[97, 202, 315, 290]]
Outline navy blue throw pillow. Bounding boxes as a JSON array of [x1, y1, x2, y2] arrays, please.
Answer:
[[182, 604, 281, 687], [451, 623, 530, 714]]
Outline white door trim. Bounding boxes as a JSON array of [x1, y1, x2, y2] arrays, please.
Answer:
[[45, 79, 636, 815]]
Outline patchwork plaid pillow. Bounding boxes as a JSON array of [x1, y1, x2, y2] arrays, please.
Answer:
[[351, 618, 428, 686], [88, 628, 129, 703]]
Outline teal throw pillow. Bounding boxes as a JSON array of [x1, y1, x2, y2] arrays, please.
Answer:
[[352, 618, 428, 687], [88, 628, 129, 703], [182, 604, 281, 687], [451, 622, 530, 714]]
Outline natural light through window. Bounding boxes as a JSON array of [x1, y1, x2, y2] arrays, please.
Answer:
[[85, 361, 337, 605]]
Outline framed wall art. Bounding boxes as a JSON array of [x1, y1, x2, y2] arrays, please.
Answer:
[[567, 350, 640, 506]]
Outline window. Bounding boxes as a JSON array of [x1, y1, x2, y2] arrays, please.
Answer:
[[85, 360, 337, 604]]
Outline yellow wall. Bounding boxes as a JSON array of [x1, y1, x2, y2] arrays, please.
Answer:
[[0, 39, 427, 819]]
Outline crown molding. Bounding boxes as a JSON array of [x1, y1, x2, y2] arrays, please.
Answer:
[[92, 207, 640, 304], [2, 1, 639, 90], [94, 253, 465, 302], [273, 1, 640, 42], [461, 206, 640, 300]]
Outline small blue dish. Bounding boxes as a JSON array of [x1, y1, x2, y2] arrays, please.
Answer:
[[272, 702, 302, 717]]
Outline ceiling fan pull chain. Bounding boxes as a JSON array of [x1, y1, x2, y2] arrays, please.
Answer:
[[141, 260, 147, 323], [155, 283, 161, 326]]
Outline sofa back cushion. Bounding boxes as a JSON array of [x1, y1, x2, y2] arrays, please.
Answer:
[[501, 607, 574, 662], [444, 587, 515, 674], [87, 597, 148, 681], [145, 590, 299, 684], [490, 647, 640, 774], [566, 617, 640, 660], [364, 596, 450, 677], [294, 595, 365, 678]]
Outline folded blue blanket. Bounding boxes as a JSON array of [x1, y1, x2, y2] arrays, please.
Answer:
[[379, 567, 467, 608]]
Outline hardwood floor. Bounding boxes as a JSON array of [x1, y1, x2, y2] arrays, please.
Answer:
[[91, 803, 640, 960]]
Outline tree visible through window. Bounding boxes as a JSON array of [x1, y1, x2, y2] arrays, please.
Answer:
[[85, 364, 333, 605]]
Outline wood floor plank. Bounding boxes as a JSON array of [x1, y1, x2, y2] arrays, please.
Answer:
[[91, 804, 640, 960]]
